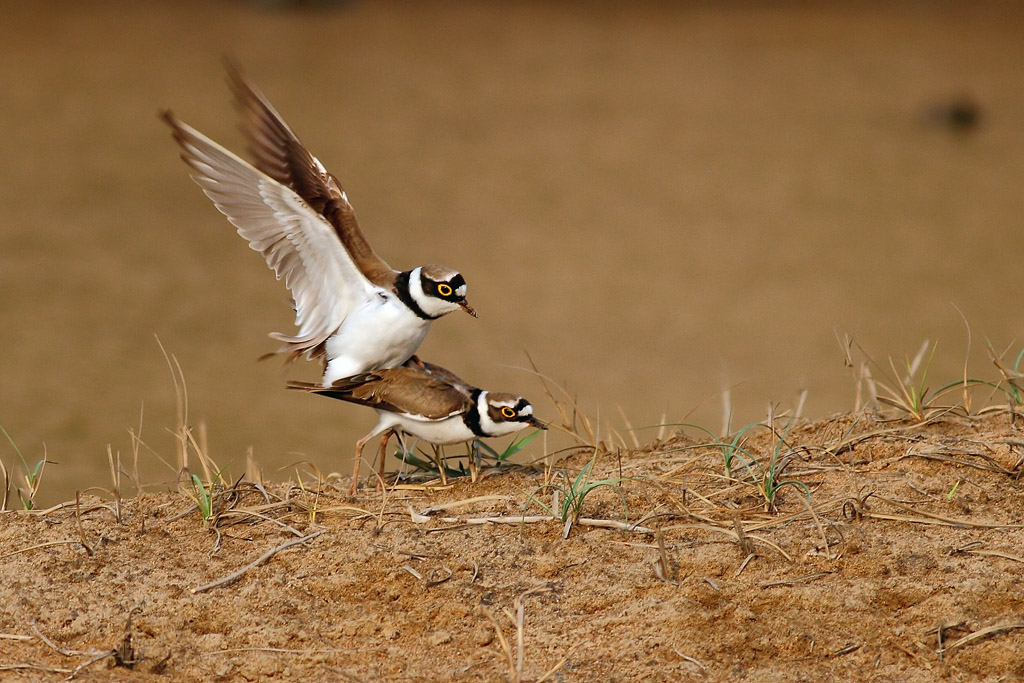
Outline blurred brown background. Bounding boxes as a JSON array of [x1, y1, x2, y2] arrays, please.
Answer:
[[2, 1, 1023, 503]]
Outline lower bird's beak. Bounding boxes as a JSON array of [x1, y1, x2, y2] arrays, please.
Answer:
[[460, 301, 478, 318], [525, 416, 547, 430]]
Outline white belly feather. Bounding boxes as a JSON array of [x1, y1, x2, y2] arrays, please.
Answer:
[[370, 410, 474, 445], [322, 291, 430, 386]]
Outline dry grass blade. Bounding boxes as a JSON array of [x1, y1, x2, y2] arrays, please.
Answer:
[[989, 341, 1024, 394], [400, 565, 423, 581], [0, 664, 73, 675], [212, 509, 305, 537], [617, 405, 641, 449], [67, 648, 120, 679], [418, 495, 513, 516], [733, 501, 828, 531], [192, 529, 325, 593], [940, 622, 1024, 653], [155, 336, 189, 473], [157, 336, 226, 490], [425, 567, 453, 587], [653, 528, 678, 584], [733, 517, 754, 556], [0, 540, 82, 560], [734, 552, 756, 577], [105, 445, 123, 522], [820, 421, 941, 458], [0, 456, 9, 511], [482, 607, 516, 682], [831, 643, 861, 657], [465, 515, 554, 525], [760, 570, 835, 589], [576, 518, 655, 533], [482, 585, 554, 683], [522, 350, 597, 446], [74, 492, 94, 556], [864, 496, 1024, 530], [673, 648, 707, 672], [31, 623, 108, 659], [514, 586, 552, 677], [952, 545, 1024, 565], [422, 514, 655, 535], [905, 449, 1012, 475], [661, 522, 794, 561], [536, 640, 586, 683], [209, 647, 360, 655]]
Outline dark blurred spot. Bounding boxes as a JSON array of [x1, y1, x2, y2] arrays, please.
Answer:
[[923, 95, 982, 134]]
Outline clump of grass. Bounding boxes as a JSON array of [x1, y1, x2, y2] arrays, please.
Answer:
[[289, 462, 326, 525], [841, 314, 1024, 420], [989, 342, 1024, 408], [874, 340, 946, 419], [475, 430, 544, 468], [103, 444, 125, 523], [0, 423, 49, 511], [648, 418, 764, 483], [524, 452, 630, 538], [655, 408, 816, 516], [156, 338, 239, 526], [190, 474, 215, 526], [697, 422, 761, 480], [757, 417, 811, 512], [387, 430, 545, 485]]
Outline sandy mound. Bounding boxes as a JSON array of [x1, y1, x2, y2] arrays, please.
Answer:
[[3, 409, 1024, 681]]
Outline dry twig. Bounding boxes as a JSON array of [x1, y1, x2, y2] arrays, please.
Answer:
[[192, 529, 325, 593], [940, 622, 1024, 654]]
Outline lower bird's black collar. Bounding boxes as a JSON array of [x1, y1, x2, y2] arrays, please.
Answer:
[[463, 388, 486, 437]]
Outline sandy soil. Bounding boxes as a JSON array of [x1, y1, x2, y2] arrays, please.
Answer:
[[4, 406, 1024, 681]]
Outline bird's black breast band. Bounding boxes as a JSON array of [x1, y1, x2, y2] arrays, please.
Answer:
[[394, 270, 440, 321], [463, 389, 486, 437]]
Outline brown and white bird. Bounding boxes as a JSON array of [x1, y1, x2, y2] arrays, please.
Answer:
[[288, 361, 545, 494], [162, 66, 476, 385]]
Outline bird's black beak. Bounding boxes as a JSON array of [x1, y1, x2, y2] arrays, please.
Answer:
[[524, 415, 547, 430], [459, 300, 478, 318]]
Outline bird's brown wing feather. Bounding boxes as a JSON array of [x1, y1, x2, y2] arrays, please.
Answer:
[[288, 367, 471, 420], [405, 357, 474, 396], [226, 61, 394, 287], [163, 110, 375, 362]]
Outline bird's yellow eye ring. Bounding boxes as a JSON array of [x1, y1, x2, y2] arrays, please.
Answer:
[[438, 283, 453, 297], [501, 407, 516, 419]]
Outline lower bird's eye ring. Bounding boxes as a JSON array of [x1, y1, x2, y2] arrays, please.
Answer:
[[501, 407, 516, 419], [438, 283, 453, 297]]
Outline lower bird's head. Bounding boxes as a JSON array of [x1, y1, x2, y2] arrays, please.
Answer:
[[479, 392, 546, 436]]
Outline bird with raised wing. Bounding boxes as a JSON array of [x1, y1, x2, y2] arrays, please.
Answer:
[[162, 70, 475, 385]]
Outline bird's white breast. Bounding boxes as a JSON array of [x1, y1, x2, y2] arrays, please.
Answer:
[[323, 290, 430, 385]]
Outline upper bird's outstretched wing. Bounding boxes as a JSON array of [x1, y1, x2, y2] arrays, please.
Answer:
[[226, 62, 394, 288], [163, 110, 377, 360]]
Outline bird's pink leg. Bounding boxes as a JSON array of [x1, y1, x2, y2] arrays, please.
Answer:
[[350, 432, 373, 496], [376, 430, 392, 490]]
